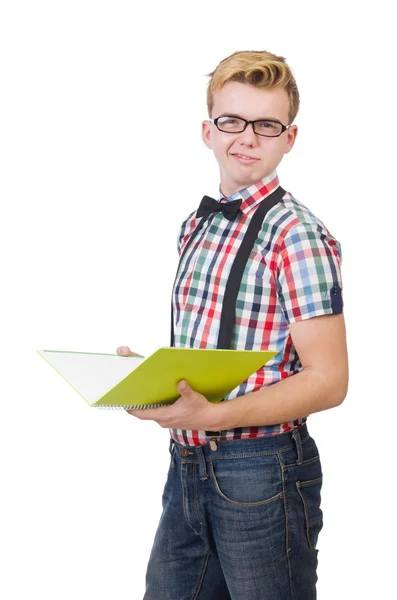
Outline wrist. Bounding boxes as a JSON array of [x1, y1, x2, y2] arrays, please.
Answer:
[[208, 399, 235, 431]]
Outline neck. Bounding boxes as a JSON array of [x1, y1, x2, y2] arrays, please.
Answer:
[[220, 170, 278, 198]]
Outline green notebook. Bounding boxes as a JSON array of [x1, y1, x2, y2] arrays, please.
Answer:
[[37, 347, 278, 409]]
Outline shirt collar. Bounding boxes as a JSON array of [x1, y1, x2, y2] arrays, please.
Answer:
[[218, 171, 281, 215]]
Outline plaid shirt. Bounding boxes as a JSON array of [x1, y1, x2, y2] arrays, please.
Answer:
[[170, 170, 343, 446]]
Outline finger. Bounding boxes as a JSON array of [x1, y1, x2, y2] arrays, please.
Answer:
[[116, 346, 132, 356], [126, 408, 155, 419], [127, 404, 173, 419], [177, 380, 188, 393]]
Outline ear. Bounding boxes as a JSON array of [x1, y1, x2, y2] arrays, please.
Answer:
[[202, 120, 213, 149], [284, 124, 298, 155]]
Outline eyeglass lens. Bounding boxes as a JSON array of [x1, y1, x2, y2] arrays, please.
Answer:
[[216, 117, 282, 136]]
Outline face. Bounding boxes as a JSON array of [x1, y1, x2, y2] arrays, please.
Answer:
[[202, 81, 298, 197]]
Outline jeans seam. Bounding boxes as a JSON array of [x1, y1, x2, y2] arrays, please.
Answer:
[[277, 453, 295, 600], [277, 453, 290, 554], [180, 465, 200, 535], [281, 454, 320, 470], [296, 481, 318, 550], [191, 550, 211, 600], [193, 465, 204, 531], [296, 477, 323, 551]]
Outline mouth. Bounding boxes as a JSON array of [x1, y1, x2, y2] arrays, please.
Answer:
[[231, 153, 259, 163]]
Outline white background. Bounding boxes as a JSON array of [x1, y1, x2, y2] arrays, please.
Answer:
[[1, 1, 395, 598]]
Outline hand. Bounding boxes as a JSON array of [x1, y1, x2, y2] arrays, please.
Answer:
[[126, 380, 220, 431], [116, 346, 143, 357]]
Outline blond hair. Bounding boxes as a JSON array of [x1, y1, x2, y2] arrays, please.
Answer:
[[206, 50, 300, 124]]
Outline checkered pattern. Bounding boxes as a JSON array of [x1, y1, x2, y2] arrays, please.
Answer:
[[171, 171, 343, 446]]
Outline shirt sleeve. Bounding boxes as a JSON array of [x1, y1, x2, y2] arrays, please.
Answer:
[[276, 221, 343, 323]]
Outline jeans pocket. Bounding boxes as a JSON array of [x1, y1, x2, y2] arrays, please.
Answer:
[[296, 476, 323, 550], [209, 455, 283, 506]]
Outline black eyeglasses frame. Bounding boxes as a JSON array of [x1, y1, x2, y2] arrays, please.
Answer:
[[209, 116, 292, 138]]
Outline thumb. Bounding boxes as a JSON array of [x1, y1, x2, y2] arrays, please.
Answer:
[[177, 380, 190, 394]]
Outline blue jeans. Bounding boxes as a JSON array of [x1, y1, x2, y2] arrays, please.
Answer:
[[143, 424, 323, 600]]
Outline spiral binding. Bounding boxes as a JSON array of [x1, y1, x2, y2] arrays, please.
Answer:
[[96, 402, 174, 410]]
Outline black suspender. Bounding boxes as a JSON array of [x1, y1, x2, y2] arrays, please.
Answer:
[[217, 186, 286, 349], [170, 186, 286, 350]]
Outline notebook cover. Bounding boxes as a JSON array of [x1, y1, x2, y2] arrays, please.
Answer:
[[38, 347, 278, 409]]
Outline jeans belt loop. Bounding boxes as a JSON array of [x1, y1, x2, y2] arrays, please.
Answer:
[[169, 438, 176, 467], [292, 428, 303, 466]]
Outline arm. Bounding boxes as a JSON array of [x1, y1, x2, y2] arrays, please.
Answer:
[[125, 312, 348, 431], [126, 220, 347, 431], [210, 313, 348, 430]]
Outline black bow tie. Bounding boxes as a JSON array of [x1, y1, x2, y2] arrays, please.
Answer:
[[196, 195, 242, 221]]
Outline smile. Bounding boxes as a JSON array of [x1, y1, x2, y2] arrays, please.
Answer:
[[232, 153, 259, 163]]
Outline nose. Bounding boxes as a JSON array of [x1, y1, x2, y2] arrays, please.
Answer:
[[237, 122, 258, 146]]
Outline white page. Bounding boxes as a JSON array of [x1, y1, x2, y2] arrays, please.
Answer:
[[37, 351, 145, 404]]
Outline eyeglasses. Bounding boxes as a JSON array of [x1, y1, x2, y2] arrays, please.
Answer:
[[209, 115, 291, 138]]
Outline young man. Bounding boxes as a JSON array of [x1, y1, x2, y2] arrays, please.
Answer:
[[118, 50, 348, 600]]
